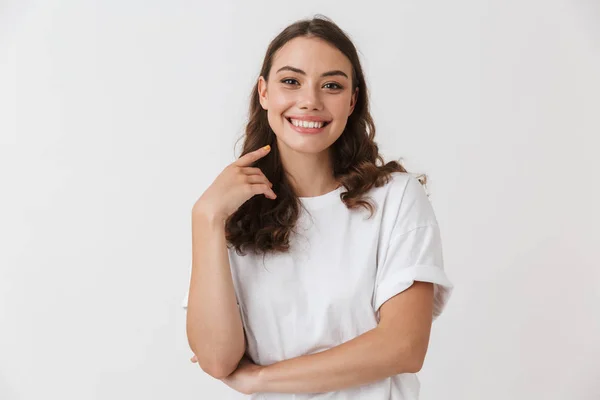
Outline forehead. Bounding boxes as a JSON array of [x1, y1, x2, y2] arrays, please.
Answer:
[[271, 36, 352, 76]]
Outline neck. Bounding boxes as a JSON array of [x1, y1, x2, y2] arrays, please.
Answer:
[[277, 141, 338, 197]]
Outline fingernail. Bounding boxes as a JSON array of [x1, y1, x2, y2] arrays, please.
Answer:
[[263, 145, 271, 151]]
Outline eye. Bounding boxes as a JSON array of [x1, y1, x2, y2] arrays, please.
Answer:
[[324, 82, 343, 90], [281, 78, 299, 85]]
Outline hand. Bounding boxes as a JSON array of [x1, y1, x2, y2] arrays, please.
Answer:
[[192, 144, 277, 221], [220, 355, 264, 395], [190, 354, 263, 395]]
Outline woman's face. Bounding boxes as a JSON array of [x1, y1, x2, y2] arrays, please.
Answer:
[[258, 36, 358, 155]]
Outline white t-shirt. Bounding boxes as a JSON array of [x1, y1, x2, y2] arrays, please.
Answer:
[[182, 171, 453, 399]]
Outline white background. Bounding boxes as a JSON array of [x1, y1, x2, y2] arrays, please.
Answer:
[[1, 0, 599, 399]]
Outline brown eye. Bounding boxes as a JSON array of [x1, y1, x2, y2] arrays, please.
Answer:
[[324, 82, 343, 90]]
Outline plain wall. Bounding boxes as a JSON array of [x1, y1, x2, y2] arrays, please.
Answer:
[[1, 0, 598, 399]]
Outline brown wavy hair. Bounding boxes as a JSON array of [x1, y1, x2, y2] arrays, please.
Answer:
[[225, 14, 428, 257]]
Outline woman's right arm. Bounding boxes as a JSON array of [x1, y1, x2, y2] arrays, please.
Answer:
[[186, 210, 245, 379], [185, 144, 276, 379]]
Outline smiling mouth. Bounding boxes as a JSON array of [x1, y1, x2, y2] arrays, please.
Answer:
[[285, 117, 331, 128]]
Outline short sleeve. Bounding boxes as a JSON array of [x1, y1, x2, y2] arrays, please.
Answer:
[[373, 175, 453, 320]]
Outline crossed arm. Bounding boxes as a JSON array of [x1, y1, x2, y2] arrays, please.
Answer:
[[256, 281, 435, 393]]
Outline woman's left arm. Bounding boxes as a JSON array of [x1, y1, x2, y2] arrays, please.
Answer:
[[256, 281, 434, 394]]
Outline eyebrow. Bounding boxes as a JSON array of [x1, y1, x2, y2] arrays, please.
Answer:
[[275, 65, 349, 79]]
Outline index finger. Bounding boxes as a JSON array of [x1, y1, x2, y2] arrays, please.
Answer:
[[233, 145, 271, 167]]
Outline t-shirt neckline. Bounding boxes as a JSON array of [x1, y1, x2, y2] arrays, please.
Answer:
[[298, 184, 345, 210]]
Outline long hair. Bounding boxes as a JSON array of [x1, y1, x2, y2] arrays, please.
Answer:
[[225, 14, 427, 257]]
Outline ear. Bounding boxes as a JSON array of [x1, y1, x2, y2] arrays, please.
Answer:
[[348, 86, 359, 116], [258, 76, 268, 110]]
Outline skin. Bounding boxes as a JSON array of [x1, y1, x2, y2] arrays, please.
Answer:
[[257, 35, 359, 197]]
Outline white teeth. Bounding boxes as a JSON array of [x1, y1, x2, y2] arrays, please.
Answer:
[[289, 118, 325, 128]]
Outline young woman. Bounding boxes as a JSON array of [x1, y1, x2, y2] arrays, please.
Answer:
[[183, 15, 453, 399]]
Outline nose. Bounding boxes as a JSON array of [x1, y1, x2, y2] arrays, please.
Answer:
[[297, 85, 323, 110]]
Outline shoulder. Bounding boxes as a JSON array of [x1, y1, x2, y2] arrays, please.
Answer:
[[379, 172, 425, 204], [379, 172, 438, 233]]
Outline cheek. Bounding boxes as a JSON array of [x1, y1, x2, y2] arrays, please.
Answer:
[[269, 89, 295, 110], [266, 96, 292, 133], [327, 95, 352, 116]]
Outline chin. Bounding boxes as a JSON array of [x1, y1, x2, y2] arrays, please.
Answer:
[[285, 138, 334, 155]]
